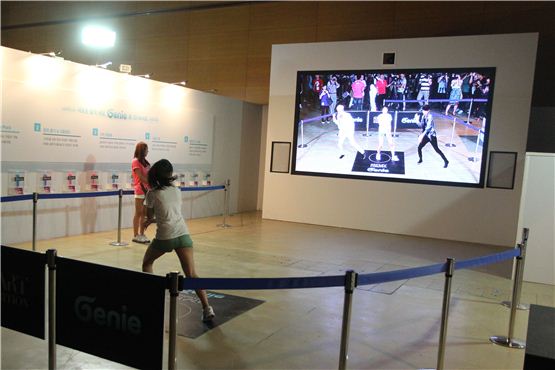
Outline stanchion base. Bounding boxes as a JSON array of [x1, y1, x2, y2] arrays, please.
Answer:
[[297, 144, 308, 148], [501, 301, 530, 310], [489, 335, 526, 349], [445, 143, 456, 147], [110, 241, 129, 246], [217, 224, 232, 228]]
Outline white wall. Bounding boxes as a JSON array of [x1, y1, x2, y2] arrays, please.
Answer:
[[518, 108, 555, 285], [519, 152, 555, 285], [263, 33, 538, 247], [257, 105, 269, 211], [238, 102, 263, 212], [0, 47, 252, 245]]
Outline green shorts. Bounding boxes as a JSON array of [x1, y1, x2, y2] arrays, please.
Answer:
[[150, 234, 193, 253]]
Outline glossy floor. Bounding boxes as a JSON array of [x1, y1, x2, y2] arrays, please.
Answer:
[[2, 212, 554, 369]]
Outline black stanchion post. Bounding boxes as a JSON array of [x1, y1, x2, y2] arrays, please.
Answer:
[[217, 180, 232, 228], [167, 271, 180, 370], [46, 249, 57, 370], [338, 270, 356, 370], [32, 192, 38, 251], [110, 189, 128, 246], [436, 258, 455, 370], [298, 120, 307, 148], [490, 244, 526, 349], [502, 228, 530, 310]]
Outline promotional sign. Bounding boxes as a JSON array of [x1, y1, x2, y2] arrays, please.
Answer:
[[1, 245, 46, 339], [394, 111, 422, 129], [352, 111, 381, 131], [1, 49, 214, 166], [56, 257, 166, 370]]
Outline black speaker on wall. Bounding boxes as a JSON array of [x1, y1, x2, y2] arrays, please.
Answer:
[[383, 52, 395, 65]]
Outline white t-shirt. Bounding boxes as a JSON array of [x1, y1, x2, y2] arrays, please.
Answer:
[[377, 112, 393, 133], [145, 185, 189, 240]]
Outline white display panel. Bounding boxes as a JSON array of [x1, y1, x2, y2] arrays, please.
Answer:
[[1, 80, 213, 166]]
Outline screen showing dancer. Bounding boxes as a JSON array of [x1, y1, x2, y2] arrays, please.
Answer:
[[292, 68, 495, 187]]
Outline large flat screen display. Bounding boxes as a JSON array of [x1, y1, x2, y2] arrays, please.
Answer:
[[291, 68, 495, 187]]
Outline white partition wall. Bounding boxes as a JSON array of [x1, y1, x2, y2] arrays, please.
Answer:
[[263, 33, 538, 247], [1, 46, 260, 244]]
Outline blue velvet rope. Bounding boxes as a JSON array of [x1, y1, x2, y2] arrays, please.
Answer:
[[38, 191, 121, 199], [181, 248, 521, 290], [358, 262, 447, 286], [455, 247, 520, 270], [384, 98, 489, 103], [181, 275, 346, 290], [0, 185, 226, 203], [0, 194, 34, 202]]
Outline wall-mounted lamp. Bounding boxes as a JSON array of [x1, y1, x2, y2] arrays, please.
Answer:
[[39, 51, 62, 58], [95, 61, 113, 69], [171, 81, 187, 86], [136, 74, 151, 79]]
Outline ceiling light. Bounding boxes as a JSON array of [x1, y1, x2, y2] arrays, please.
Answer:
[[82, 26, 116, 48], [171, 81, 187, 86]]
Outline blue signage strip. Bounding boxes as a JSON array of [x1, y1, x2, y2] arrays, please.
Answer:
[[1, 245, 46, 339], [56, 257, 166, 370]]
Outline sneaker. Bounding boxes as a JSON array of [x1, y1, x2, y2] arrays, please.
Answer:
[[141, 235, 151, 243], [392, 155, 399, 161], [132, 235, 143, 243], [202, 306, 215, 322], [376, 153, 381, 161]]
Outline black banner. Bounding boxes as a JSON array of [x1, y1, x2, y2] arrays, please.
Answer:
[[56, 257, 166, 370], [394, 111, 422, 129], [1, 245, 46, 339]]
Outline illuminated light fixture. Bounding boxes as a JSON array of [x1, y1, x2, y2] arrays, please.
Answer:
[[95, 61, 112, 69], [82, 25, 116, 48], [39, 51, 62, 57], [171, 81, 187, 86], [208, 88, 218, 93], [136, 74, 151, 79]]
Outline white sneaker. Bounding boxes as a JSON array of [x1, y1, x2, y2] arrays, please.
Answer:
[[392, 155, 399, 161], [140, 235, 150, 243], [132, 235, 143, 243], [376, 153, 381, 161], [202, 306, 215, 322]]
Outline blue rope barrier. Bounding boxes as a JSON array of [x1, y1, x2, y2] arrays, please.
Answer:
[[0, 194, 34, 202], [456, 247, 520, 270], [181, 248, 520, 290], [38, 190, 121, 199], [181, 274, 346, 290], [358, 262, 447, 286], [385, 98, 488, 103], [0, 185, 226, 203], [179, 185, 225, 192]]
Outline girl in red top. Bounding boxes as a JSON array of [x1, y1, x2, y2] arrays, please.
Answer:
[[132, 142, 151, 243]]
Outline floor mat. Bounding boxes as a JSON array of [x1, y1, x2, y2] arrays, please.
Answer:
[[352, 150, 406, 175], [166, 290, 264, 339]]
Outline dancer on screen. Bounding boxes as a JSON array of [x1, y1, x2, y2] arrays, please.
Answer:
[[376, 107, 399, 162], [417, 105, 449, 168], [332, 104, 365, 160]]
